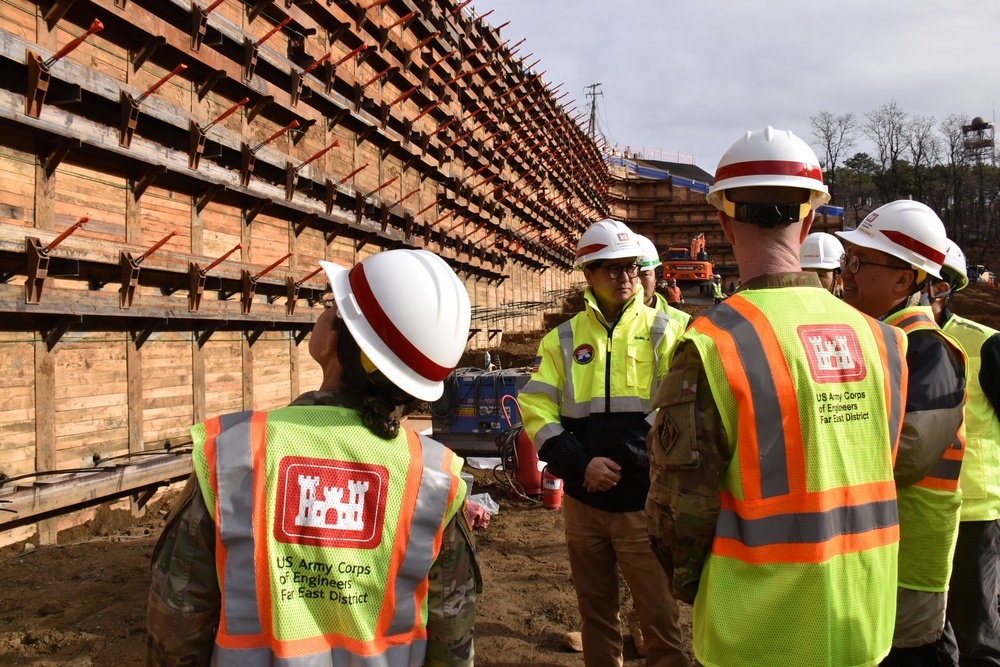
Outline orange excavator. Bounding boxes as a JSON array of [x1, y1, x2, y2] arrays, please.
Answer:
[[661, 233, 714, 290]]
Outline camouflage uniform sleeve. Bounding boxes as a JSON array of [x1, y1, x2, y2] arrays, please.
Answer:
[[424, 504, 481, 667], [645, 340, 729, 604], [145, 475, 220, 667]]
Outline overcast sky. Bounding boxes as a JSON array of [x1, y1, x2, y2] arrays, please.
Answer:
[[476, 1, 999, 175]]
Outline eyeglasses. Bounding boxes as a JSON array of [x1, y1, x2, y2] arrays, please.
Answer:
[[840, 254, 909, 274], [319, 295, 336, 310], [599, 263, 640, 280]]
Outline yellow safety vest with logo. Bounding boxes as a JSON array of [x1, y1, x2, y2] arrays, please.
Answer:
[[191, 407, 466, 666], [686, 287, 906, 667], [884, 306, 966, 591], [711, 281, 724, 299], [944, 314, 1000, 521], [651, 291, 692, 330]]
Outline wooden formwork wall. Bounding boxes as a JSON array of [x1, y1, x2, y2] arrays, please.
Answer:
[[0, 0, 606, 542]]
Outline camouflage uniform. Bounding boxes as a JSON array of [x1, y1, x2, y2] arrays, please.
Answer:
[[145, 391, 481, 667], [645, 338, 729, 604]]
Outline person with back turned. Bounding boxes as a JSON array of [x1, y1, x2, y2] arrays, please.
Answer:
[[146, 249, 480, 666], [646, 126, 908, 667]]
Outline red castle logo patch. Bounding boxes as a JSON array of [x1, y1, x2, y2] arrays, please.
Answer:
[[797, 324, 867, 383], [274, 456, 389, 549]]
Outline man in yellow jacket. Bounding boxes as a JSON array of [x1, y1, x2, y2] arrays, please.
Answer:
[[928, 239, 1000, 665], [519, 218, 688, 667], [837, 201, 966, 666]]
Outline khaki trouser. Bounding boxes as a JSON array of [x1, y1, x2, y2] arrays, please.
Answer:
[[563, 495, 690, 667]]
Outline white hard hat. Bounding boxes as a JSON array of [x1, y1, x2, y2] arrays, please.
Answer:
[[800, 232, 845, 270], [836, 200, 947, 279], [636, 235, 662, 271], [320, 250, 470, 402], [941, 239, 969, 291], [574, 218, 641, 270], [713, 274, 721, 279], [707, 126, 830, 220]]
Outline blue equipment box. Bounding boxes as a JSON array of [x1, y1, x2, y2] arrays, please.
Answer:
[[431, 367, 531, 436]]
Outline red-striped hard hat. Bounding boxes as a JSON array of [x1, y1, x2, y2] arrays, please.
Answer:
[[707, 126, 830, 213], [574, 218, 641, 270], [836, 200, 947, 279], [320, 250, 470, 402]]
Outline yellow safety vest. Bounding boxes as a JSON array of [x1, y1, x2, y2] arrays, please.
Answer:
[[192, 406, 465, 666], [944, 314, 1000, 521], [687, 286, 905, 667], [884, 306, 966, 591], [651, 291, 692, 329]]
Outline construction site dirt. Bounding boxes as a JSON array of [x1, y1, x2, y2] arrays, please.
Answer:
[[1, 283, 999, 666]]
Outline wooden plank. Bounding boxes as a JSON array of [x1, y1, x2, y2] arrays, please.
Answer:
[[127, 339, 142, 453], [34, 340, 56, 544], [242, 337, 253, 410]]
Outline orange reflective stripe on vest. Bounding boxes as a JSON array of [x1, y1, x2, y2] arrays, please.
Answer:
[[694, 298, 904, 563], [205, 411, 456, 666]]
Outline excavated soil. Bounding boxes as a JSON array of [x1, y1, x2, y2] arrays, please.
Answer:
[[0, 283, 996, 666]]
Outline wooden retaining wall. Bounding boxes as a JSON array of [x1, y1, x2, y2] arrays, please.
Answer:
[[0, 0, 605, 544]]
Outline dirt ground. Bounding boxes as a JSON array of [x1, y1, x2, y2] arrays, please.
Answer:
[[0, 283, 997, 666]]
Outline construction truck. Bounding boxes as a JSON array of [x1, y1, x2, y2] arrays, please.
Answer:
[[661, 233, 714, 292]]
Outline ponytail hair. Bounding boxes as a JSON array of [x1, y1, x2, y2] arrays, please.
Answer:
[[333, 316, 415, 439]]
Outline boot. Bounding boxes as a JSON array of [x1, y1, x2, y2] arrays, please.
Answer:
[[562, 631, 583, 652]]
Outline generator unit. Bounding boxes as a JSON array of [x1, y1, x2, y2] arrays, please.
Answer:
[[430, 367, 532, 453]]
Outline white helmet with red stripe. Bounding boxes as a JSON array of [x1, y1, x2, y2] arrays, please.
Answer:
[[574, 218, 641, 270], [319, 250, 470, 402], [707, 126, 830, 214], [836, 200, 947, 279]]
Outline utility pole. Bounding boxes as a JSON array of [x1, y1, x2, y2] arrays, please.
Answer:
[[585, 83, 602, 141]]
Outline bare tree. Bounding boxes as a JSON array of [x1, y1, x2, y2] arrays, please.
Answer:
[[810, 111, 858, 206], [907, 115, 940, 202], [864, 101, 909, 200]]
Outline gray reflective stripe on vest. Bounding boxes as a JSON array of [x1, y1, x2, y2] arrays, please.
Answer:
[[519, 379, 559, 404], [893, 312, 934, 331], [876, 321, 905, 454], [649, 313, 668, 401], [557, 321, 576, 407], [559, 395, 651, 418], [212, 638, 427, 667], [214, 410, 262, 636], [715, 499, 898, 547], [705, 304, 789, 498], [386, 434, 453, 636], [534, 422, 565, 447]]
